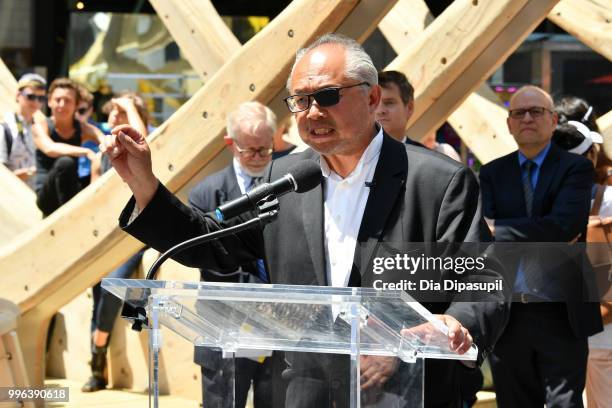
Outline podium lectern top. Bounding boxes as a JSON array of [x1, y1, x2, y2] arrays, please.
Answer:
[[103, 278, 477, 363]]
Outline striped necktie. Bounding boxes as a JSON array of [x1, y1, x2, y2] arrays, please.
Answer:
[[522, 160, 535, 217], [249, 176, 262, 190]]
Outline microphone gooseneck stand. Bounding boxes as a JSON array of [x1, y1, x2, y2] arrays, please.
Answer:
[[145, 209, 278, 280], [122, 195, 280, 331]]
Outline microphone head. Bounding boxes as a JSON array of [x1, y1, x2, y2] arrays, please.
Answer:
[[288, 160, 322, 193]]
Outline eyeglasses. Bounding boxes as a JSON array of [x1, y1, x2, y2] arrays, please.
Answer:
[[21, 92, 46, 103], [284, 82, 369, 113], [508, 106, 553, 119], [234, 143, 274, 158], [76, 107, 90, 115]]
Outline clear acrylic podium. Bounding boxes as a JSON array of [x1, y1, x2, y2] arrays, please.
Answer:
[[102, 278, 477, 407]]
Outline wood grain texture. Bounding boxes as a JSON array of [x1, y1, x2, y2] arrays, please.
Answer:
[[149, 0, 242, 82], [378, 0, 433, 50], [447, 90, 516, 163], [0, 165, 41, 242], [386, 0, 559, 143], [0, 59, 17, 114], [597, 110, 612, 160], [379, 0, 516, 162], [548, 0, 612, 61]]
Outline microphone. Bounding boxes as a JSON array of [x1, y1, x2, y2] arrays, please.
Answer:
[[215, 160, 321, 221]]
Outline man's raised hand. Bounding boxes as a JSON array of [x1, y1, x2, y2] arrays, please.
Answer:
[[100, 124, 158, 210]]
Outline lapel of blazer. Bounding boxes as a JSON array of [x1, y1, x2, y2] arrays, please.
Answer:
[[352, 134, 407, 284], [300, 154, 327, 286], [225, 165, 243, 201], [533, 144, 561, 216], [503, 152, 528, 216]]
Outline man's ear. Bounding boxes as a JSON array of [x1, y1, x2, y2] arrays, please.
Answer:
[[405, 100, 414, 122], [368, 84, 382, 112], [551, 111, 558, 128], [223, 134, 234, 153]]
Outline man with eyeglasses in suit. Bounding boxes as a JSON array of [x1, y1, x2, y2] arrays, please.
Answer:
[[480, 85, 602, 408], [0, 73, 47, 189], [188, 101, 277, 408]]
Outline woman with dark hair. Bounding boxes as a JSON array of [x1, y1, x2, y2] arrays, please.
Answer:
[[555, 96, 612, 185], [556, 96, 599, 130], [555, 96, 612, 408]]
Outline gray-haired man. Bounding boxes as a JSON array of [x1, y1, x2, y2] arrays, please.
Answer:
[[189, 101, 277, 408]]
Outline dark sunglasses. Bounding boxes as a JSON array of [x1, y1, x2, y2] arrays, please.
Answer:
[[21, 92, 46, 103], [77, 107, 90, 115], [508, 106, 552, 119], [284, 82, 369, 113]]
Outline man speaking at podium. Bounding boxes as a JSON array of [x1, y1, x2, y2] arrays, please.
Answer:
[[103, 34, 508, 407]]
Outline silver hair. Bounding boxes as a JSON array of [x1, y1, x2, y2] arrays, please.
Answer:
[[286, 33, 378, 92], [227, 101, 277, 141]]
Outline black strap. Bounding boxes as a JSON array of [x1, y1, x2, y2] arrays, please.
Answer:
[[1, 122, 12, 157]]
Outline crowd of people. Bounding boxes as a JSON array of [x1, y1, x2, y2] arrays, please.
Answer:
[[1, 32, 610, 408]]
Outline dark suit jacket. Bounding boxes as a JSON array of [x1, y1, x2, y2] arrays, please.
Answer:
[[188, 164, 259, 282], [121, 133, 509, 405], [479, 143, 602, 338]]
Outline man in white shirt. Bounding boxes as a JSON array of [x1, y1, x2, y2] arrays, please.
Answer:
[[104, 33, 507, 407], [0, 73, 47, 189]]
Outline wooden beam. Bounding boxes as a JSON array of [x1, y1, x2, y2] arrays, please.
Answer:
[[379, 0, 516, 162], [0, 165, 42, 242], [0, 59, 17, 114], [386, 0, 559, 148], [597, 110, 612, 161], [598, 110, 612, 135], [548, 0, 612, 61], [0, 0, 397, 387], [447, 90, 516, 163], [378, 0, 433, 49], [148, 0, 242, 82]]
